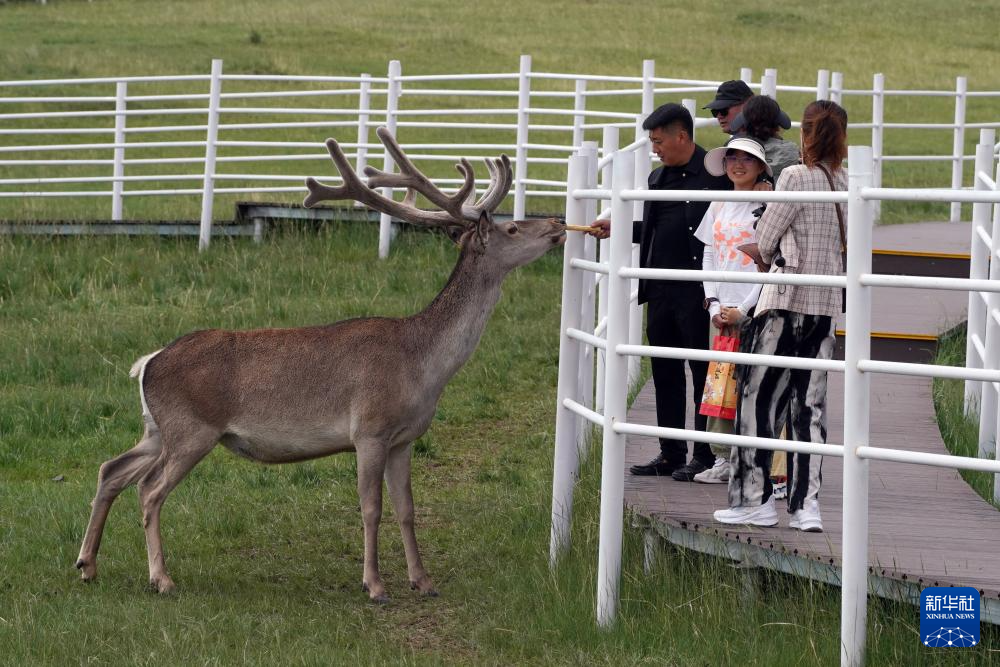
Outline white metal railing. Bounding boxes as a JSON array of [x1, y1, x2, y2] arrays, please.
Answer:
[[2, 58, 999, 255], [549, 131, 1000, 666]]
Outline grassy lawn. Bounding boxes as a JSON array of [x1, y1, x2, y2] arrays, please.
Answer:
[[932, 326, 999, 507], [3, 2, 1000, 664], [3, 227, 999, 665], [1, 0, 999, 223]]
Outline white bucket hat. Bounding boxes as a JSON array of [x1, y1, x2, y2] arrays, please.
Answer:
[[704, 137, 772, 178]]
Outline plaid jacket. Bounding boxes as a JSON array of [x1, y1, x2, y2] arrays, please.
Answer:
[[756, 164, 847, 317]]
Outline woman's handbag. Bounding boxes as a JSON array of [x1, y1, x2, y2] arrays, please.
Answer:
[[699, 330, 740, 420], [817, 163, 848, 312]]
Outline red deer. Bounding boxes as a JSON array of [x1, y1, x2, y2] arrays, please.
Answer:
[[76, 127, 566, 602]]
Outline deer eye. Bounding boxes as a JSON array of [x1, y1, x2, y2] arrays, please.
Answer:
[[507, 224, 518, 235]]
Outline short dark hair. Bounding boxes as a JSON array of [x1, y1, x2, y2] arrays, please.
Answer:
[[742, 95, 783, 141], [642, 103, 693, 137]]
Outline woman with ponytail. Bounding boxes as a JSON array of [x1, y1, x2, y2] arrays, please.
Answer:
[[714, 100, 848, 533]]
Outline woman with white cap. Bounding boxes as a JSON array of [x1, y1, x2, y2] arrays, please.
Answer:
[[691, 137, 770, 485], [714, 100, 849, 533]]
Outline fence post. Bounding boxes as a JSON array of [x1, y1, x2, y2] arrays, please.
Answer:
[[111, 81, 127, 221], [514, 54, 531, 220], [634, 59, 654, 227], [641, 59, 655, 116], [842, 145, 874, 667], [628, 243, 642, 389], [550, 152, 589, 566], [199, 58, 223, 252], [632, 117, 647, 222], [682, 98, 697, 142], [595, 126, 619, 413], [740, 67, 753, 84], [993, 157, 1000, 502], [577, 142, 599, 438], [977, 134, 999, 457], [871, 73, 885, 222], [596, 149, 635, 627], [355, 73, 372, 196], [816, 69, 830, 101], [761, 68, 777, 98], [378, 60, 401, 259], [951, 75, 968, 222], [831, 72, 844, 105], [965, 130, 994, 417], [572, 79, 587, 149]]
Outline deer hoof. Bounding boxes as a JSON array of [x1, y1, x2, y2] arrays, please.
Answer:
[[76, 559, 97, 582], [410, 577, 438, 597], [149, 575, 176, 595], [362, 581, 389, 604]]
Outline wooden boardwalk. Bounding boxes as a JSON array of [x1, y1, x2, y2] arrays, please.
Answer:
[[622, 220, 1000, 621]]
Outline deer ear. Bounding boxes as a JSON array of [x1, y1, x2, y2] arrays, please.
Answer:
[[474, 212, 492, 248], [446, 226, 464, 245]]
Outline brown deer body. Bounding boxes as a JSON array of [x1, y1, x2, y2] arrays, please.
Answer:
[[76, 128, 566, 602]]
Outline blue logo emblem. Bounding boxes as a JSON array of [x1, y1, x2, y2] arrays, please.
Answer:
[[920, 587, 980, 647]]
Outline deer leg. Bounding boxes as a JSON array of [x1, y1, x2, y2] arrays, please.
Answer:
[[76, 426, 162, 582], [355, 441, 389, 603], [385, 444, 436, 596], [137, 427, 215, 594]]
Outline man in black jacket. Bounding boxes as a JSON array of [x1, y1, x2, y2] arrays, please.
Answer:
[[591, 104, 730, 479]]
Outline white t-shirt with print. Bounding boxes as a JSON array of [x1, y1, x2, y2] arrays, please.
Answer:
[[694, 201, 762, 317]]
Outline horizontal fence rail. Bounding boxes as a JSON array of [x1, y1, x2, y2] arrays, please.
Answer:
[[549, 129, 1000, 666], [2, 58, 999, 255]]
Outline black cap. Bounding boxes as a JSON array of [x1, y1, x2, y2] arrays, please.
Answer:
[[703, 80, 754, 110]]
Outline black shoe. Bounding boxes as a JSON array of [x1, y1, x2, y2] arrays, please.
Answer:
[[630, 454, 682, 476], [671, 459, 710, 481]]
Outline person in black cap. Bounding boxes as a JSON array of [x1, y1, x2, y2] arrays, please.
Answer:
[[589, 104, 730, 480], [704, 80, 754, 134], [732, 95, 800, 182], [706, 80, 793, 138]]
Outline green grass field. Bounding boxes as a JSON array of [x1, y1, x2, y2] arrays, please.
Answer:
[[3, 1, 1000, 665], [1, 0, 999, 223], [4, 228, 999, 665]]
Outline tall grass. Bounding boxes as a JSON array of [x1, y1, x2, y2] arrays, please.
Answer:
[[932, 325, 998, 506]]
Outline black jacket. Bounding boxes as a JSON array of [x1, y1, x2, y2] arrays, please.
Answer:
[[632, 145, 732, 304]]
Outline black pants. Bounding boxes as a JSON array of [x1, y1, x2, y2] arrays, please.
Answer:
[[731, 310, 835, 512], [645, 291, 712, 467]]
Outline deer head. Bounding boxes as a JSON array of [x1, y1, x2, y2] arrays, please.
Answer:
[[304, 127, 565, 271]]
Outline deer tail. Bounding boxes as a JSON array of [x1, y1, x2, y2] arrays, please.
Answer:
[[130, 350, 162, 418]]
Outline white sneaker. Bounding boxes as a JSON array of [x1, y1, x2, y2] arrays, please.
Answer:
[[789, 499, 823, 532], [694, 457, 730, 484], [713, 496, 778, 526]]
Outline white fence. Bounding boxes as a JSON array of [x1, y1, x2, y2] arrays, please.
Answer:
[[2, 57, 999, 255], [549, 128, 1000, 665]]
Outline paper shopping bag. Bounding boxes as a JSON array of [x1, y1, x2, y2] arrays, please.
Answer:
[[699, 333, 740, 420]]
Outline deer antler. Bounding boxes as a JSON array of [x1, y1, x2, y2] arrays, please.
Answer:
[[304, 126, 512, 229]]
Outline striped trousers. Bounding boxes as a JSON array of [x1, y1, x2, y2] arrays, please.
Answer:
[[729, 310, 836, 512]]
